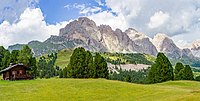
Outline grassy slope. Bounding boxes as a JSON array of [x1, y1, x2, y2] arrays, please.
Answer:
[[37, 49, 73, 68], [55, 49, 73, 68], [101, 53, 155, 65], [0, 79, 200, 101]]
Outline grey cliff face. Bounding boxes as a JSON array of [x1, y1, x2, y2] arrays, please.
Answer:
[[125, 28, 158, 56], [58, 17, 158, 55]]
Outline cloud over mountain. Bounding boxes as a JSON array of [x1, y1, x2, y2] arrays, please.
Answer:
[[0, 8, 69, 48], [1, 0, 200, 49]]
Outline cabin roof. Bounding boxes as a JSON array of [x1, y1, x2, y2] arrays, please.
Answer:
[[0, 63, 27, 73]]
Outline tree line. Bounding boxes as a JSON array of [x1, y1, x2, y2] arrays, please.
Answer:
[[109, 52, 195, 84], [0, 45, 58, 79], [109, 68, 149, 84], [0, 45, 37, 77], [148, 52, 194, 83], [0, 46, 108, 79], [0, 45, 197, 82]]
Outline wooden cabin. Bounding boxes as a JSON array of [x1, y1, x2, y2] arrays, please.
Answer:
[[0, 63, 32, 80]]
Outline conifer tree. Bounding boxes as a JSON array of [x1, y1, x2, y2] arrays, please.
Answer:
[[94, 53, 108, 78], [183, 65, 194, 80], [67, 47, 108, 78], [174, 62, 184, 80], [148, 52, 174, 83], [10, 50, 19, 64], [67, 47, 87, 78], [18, 45, 33, 66], [1, 50, 10, 70], [85, 51, 94, 78]]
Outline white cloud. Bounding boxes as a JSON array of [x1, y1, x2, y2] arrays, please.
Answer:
[[0, 8, 69, 48], [84, 0, 200, 48], [105, 0, 141, 22], [88, 11, 128, 31], [91, 0, 200, 34], [0, 0, 38, 23], [171, 24, 200, 48], [148, 11, 169, 29], [64, 3, 102, 15], [80, 6, 102, 15]]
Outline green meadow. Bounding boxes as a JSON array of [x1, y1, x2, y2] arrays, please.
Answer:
[[0, 78, 200, 101]]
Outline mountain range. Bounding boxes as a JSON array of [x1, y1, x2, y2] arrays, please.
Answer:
[[7, 17, 200, 66]]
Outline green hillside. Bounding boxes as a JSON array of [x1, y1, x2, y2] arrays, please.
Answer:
[[0, 79, 200, 101], [55, 49, 73, 68], [101, 52, 155, 65]]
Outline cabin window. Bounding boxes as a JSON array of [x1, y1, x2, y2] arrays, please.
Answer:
[[19, 70, 23, 74]]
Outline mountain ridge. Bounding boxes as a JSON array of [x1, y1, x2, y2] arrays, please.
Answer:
[[7, 17, 200, 66]]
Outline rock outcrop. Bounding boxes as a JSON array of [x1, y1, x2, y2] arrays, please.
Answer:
[[58, 17, 158, 55]]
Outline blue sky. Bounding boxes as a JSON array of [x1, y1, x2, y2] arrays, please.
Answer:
[[0, 0, 200, 48], [38, 0, 99, 24]]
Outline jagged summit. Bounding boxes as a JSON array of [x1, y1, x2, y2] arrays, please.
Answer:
[[55, 17, 159, 55], [152, 33, 173, 51], [7, 17, 198, 60]]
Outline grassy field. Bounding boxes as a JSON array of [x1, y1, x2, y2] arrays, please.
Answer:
[[0, 78, 200, 101]]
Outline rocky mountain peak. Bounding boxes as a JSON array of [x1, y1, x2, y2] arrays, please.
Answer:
[[77, 17, 96, 27], [152, 33, 172, 50], [153, 33, 169, 41], [125, 28, 138, 33], [125, 28, 147, 40], [152, 33, 182, 58], [191, 40, 200, 50], [59, 17, 97, 37]]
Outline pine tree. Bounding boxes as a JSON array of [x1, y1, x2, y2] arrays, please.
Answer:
[[1, 50, 10, 70], [67, 47, 108, 78], [174, 62, 184, 80], [18, 45, 33, 66], [0, 46, 6, 63], [94, 53, 108, 78], [29, 57, 37, 78], [67, 47, 87, 78], [38, 56, 47, 78], [195, 75, 200, 81], [85, 51, 94, 78], [10, 50, 19, 64], [148, 52, 174, 83], [183, 65, 194, 80]]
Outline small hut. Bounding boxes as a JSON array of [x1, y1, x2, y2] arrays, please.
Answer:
[[0, 63, 32, 80]]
